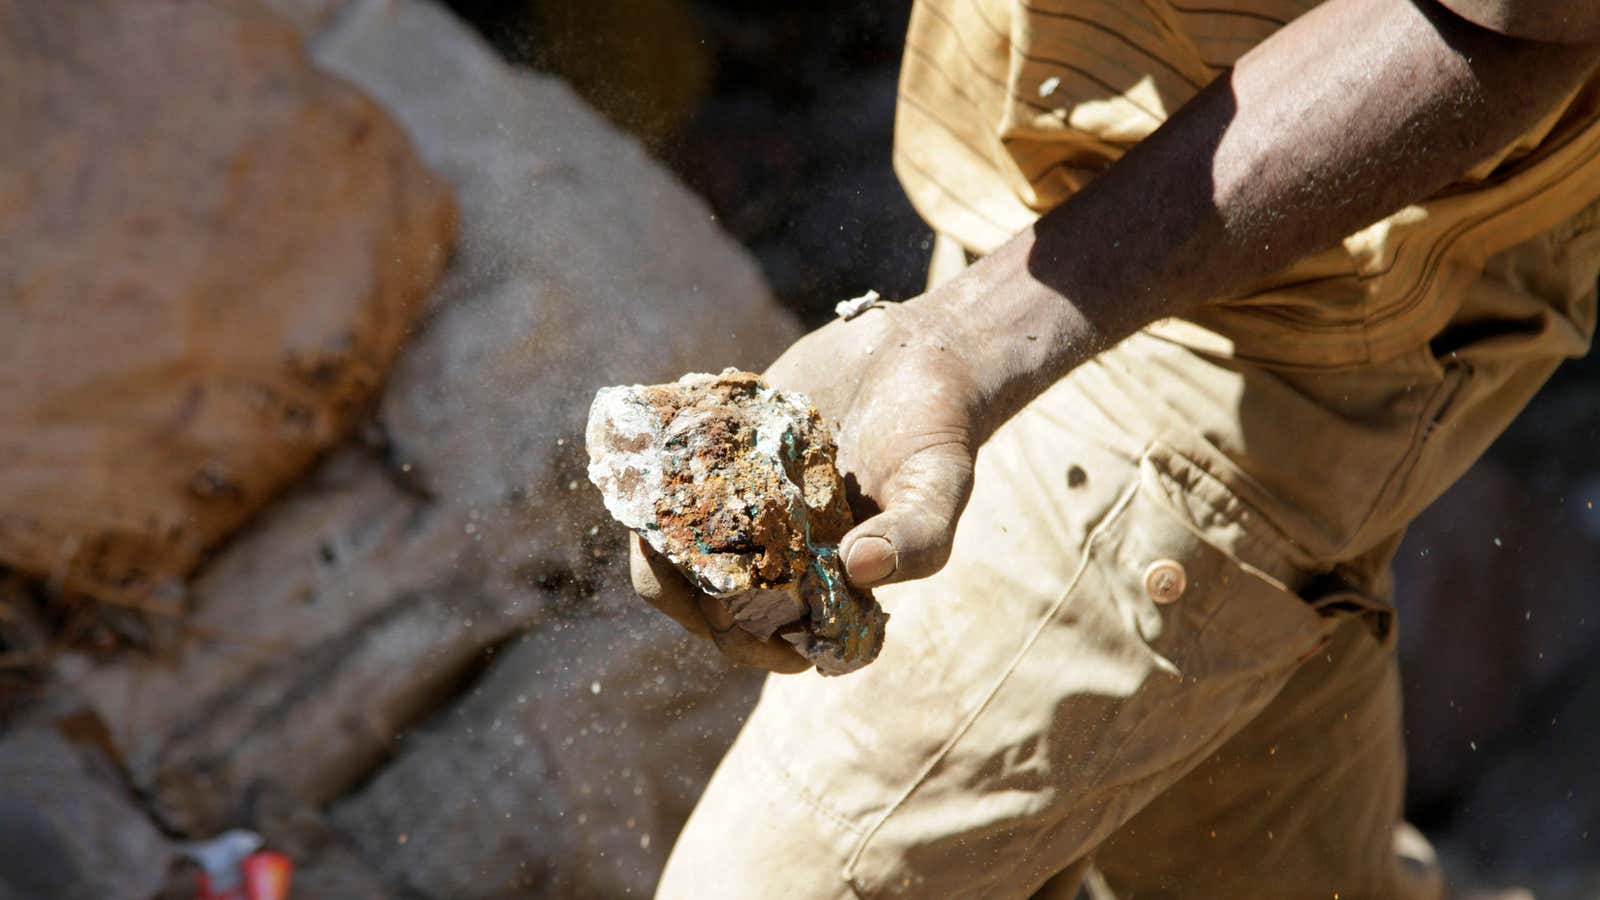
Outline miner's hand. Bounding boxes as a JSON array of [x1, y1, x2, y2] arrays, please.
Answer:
[[626, 301, 983, 673], [764, 303, 982, 587], [630, 531, 811, 673]]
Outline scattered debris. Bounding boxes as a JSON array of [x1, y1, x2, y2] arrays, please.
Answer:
[[835, 288, 884, 321], [332, 611, 761, 899]]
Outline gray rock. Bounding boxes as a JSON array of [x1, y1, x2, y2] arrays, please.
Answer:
[[1431, 648, 1600, 900], [1394, 453, 1600, 897], [0, 730, 173, 900], [587, 369, 886, 674], [302, 0, 802, 599], [289, 6, 803, 890], [332, 604, 762, 899], [61, 449, 528, 836], [241, 782, 397, 900], [263, 0, 354, 35]]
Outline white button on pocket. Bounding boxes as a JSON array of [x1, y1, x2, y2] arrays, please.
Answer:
[[1143, 559, 1187, 604]]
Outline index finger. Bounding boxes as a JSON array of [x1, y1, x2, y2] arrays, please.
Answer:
[[629, 532, 712, 639]]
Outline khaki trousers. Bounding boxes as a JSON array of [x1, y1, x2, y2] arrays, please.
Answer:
[[658, 219, 1597, 898]]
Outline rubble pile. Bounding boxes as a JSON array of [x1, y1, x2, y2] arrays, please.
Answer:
[[3, 0, 795, 895]]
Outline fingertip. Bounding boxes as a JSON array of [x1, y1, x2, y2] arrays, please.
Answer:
[[841, 532, 897, 586], [842, 502, 960, 587], [628, 532, 668, 600]]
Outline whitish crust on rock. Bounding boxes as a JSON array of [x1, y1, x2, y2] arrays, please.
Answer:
[[586, 370, 887, 674]]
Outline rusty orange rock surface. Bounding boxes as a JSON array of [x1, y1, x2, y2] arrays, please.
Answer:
[[0, 0, 455, 604], [587, 370, 887, 674]]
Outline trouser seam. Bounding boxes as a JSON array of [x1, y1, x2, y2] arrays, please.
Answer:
[[843, 479, 1142, 894], [747, 734, 868, 838]]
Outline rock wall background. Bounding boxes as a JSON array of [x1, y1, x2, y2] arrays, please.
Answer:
[[1, 0, 1596, 898]]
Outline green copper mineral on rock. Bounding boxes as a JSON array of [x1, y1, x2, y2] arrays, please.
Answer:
[[586, 369, 887, 675]]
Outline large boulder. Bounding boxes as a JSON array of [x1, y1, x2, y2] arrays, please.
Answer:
[[61, 448, 520, 836], [0, 0, 455, 605], [296, 1, 794, 892], [57, 0, 798, 881], [1394, 420, 1600, 897], [304, 0, 800, 603]]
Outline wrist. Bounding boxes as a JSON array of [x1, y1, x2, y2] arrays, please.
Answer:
[[908, 237, 1105, 442]]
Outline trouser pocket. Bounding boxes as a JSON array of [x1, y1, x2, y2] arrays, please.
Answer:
[[843, 447, 1339, 899]]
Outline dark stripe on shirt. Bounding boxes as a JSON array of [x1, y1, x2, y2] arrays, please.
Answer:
[[915, 1, 1010, 88], [894, 148, 1015, 234], [956, 0, 1012, 46], [1020, 2, 1205, 89], [1166, 3, 1288, 27], [921, 0, 1171, 122], [1011, 47, 1166, 122], [899, 91, 1009, 175]]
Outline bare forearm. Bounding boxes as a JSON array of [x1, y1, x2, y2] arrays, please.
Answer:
[[916, 0, 1599, 439]]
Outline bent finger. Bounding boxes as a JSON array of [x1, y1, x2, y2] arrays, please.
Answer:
[[840, 442, 974, 588], [696, 593, 812, 674], [629, 532, 711, 639]]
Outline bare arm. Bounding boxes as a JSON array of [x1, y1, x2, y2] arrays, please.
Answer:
[[1439, 0, 1600, 43], [632, 0, 1600, 671], [932, 0, 1600, 443]]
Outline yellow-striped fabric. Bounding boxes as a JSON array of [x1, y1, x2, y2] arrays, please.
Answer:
[[894, 0, 1600, 368]]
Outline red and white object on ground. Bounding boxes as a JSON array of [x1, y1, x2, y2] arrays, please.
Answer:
[[183, 830, 293, 900]]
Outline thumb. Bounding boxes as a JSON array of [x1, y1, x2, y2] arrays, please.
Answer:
[[839, 443, 974, 588]]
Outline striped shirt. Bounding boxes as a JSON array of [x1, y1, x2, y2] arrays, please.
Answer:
[[894, 0, 1600, 366]]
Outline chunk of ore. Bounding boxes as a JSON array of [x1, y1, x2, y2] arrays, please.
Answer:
[[586, 369, 887, 675]]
